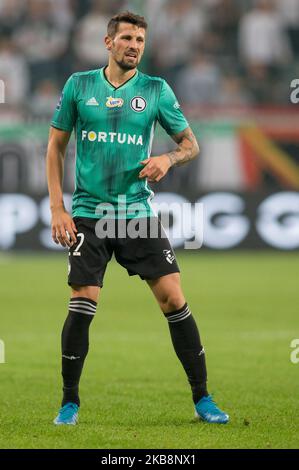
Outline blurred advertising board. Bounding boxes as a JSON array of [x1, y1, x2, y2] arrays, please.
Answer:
[[0, 191, 298, 251], [0, 111, 298, 250]]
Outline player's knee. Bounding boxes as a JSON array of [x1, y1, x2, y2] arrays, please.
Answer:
[[161, 293, 185, 314], [70, 285, 100, 303]]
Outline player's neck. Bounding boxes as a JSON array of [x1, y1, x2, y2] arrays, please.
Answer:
[[105, 62, 137, 88]]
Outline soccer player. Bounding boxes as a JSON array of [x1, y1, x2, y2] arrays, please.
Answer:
[[46, 11, 229, 425]]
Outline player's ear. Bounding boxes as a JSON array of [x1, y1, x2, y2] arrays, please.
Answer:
[[104, 35, 112, 51]]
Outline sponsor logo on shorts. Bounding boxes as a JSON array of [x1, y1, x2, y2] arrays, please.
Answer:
[[163, 249, 175, 264]]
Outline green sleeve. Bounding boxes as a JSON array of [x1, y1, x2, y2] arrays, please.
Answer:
[[156, 80, 189, 136], [51, 75, 77, 132]]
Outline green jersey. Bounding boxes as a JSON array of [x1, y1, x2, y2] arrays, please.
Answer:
[[51, 66, 189, 219]]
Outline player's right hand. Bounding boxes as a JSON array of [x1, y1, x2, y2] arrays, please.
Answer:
[[51, 207, 77, 248]]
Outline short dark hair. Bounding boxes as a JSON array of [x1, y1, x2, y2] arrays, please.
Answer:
[[107, 11, 147, 38]]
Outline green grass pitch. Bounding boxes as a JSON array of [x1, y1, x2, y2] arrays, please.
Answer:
[[0, 252, 298, 449]]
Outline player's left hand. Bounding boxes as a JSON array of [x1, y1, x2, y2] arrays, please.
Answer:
[[138, 156, 171, 182]]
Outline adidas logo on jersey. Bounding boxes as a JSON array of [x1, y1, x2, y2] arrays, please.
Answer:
[[86, 97, 99, 106]]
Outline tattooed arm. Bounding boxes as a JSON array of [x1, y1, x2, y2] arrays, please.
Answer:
[[138, 127, 200, 182], [167, 126, 200, 167]]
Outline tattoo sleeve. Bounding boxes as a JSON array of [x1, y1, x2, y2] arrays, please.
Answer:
[[166, 127, 199, 167]]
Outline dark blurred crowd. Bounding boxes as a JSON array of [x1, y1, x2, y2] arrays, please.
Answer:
[[1, 0, 299, 117]]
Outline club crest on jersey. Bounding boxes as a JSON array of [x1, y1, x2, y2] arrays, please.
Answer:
[[131, 96, 147, 112], [106, 96, 124, 108]]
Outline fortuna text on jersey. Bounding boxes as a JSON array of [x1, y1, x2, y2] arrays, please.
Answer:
[[81, 130, 143, 145]]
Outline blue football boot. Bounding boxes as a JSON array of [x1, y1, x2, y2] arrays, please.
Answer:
[[53, 402, 79, 425], [195, 395, 229, 424]]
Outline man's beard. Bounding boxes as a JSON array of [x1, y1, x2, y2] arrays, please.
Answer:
[[115, 56, 138, 71]]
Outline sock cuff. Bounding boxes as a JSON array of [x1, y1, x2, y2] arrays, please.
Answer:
[[164, 302, 191, 323], [69, 297, 97, 316]]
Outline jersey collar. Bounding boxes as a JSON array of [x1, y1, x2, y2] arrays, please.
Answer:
[[100, 66, 139, 91]]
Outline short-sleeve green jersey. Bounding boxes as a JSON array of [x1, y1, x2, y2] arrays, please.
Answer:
[[51, 66, 189, 219]]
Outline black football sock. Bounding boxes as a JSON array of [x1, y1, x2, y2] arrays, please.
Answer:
[[61, 297, 97, 407], [165, 303, 208, 404]]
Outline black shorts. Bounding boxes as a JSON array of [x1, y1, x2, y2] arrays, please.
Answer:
[[68, 217, 180, 287]]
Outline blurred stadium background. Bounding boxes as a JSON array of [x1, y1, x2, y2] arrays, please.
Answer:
[[0, 0, 299, 250], [0, 0, 298, 449]]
